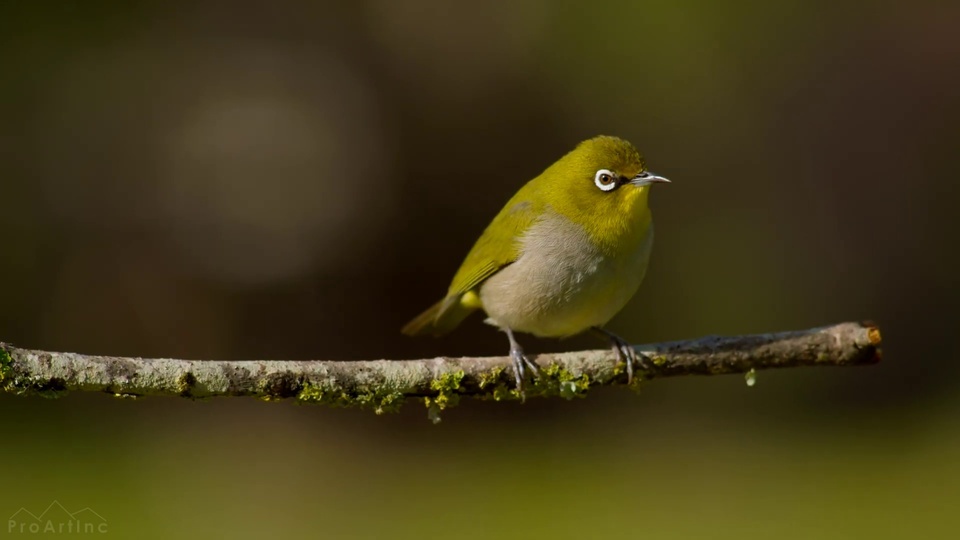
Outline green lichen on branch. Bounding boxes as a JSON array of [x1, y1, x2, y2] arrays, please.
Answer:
[[532, 363, 591, 400], [0, 346, 13, 391], [355, 385, 405, 414], [296, 380, 333, 404], [424, 370, 464, 409], [474, 366, 518, 402], [297, 377, 405, 415], [477, 366, 503, 390], [424, 370, 465, 423], [0, 346, 66, 398], [469, 363, 593, 402], [0, 322, 883, 422], [177, 372, 197, 397]]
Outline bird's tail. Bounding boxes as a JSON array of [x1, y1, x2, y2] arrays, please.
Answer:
[[401, 295, 477, 337]]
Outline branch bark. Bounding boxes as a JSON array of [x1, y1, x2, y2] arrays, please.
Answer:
[[0, 321, 881, 416]]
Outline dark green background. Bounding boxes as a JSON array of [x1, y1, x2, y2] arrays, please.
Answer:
[[1, 1, 957, 538]]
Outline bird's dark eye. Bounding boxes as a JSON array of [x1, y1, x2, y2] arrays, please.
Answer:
[[593, 169, 617, 192]]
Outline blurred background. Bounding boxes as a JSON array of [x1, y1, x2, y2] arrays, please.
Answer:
[[1, 0, 958, 538]]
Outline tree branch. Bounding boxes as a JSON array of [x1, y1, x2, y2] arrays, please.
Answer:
[[0, 321, 881, 418]]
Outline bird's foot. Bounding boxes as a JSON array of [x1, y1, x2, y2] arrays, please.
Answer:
[[509, 346, 541, 401], [592, 327, 652, 384], [506, 329, 539, 401]]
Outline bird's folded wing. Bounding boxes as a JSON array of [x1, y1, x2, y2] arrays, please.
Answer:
[[445, 198, 541, 299]]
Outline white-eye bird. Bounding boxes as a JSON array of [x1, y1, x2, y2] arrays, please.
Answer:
[[403, 135, 670, 391]]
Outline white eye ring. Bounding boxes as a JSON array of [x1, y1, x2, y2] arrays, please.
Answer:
[[594, 169, 617, 191]]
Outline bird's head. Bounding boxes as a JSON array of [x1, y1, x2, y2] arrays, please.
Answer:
[[540, 135, 669, 246]]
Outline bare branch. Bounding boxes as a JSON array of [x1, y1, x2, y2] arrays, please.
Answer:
[[0, 322, 881, 416]]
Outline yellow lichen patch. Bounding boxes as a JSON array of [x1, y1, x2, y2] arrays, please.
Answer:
[[176, 372, 197, 397], [0, 348, 13, 389], [426, 370, 464, 409], [649, 354, 667, 367], [611, 360, 628, 379], [297, 379, 405, 414], [423, 370, 466, 422], [492, 384, 518, 401], [477, 366, 504, 390], [535, 363, 590, 399]]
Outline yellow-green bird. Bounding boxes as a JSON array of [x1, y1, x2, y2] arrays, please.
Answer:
[[403, 135, 669, 390]]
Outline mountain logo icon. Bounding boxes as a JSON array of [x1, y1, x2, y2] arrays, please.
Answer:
[[7, 500, 107, 534]]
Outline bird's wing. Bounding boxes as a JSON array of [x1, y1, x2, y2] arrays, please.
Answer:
[[401, 184, 543, 337], [446, 197, 541, 298]]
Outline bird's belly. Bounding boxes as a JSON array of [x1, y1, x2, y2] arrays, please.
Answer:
[[479, 214, 653, 338]]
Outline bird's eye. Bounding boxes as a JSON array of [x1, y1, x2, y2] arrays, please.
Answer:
[[594, 169, 617, 192]]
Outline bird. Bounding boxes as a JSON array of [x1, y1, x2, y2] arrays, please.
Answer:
[[402, 135, 670, 392]]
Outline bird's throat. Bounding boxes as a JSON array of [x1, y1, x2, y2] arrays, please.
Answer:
[[582, 187, 652, 256]]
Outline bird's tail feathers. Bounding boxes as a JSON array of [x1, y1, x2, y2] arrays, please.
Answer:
[[401, 295, 476, 337]]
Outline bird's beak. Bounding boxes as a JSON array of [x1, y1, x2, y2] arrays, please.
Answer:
[[630, 172, 671, 187]]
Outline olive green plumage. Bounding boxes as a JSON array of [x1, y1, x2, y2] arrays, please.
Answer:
[[403, 135, 670, 388]]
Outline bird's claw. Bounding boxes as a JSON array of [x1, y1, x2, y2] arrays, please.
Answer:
[[504, 328, 540, 401], [610, 336, 637, 384], [593, 327, 654, 385], [509, 346, 539, 401]]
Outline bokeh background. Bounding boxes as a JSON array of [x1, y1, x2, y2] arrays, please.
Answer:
[[2, 1, 958, 538]]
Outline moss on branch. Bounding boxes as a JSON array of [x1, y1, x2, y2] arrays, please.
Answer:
[[0, 322, 881, 421]]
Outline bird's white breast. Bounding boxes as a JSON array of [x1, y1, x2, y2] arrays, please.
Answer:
[[478, 211, 653, 337]]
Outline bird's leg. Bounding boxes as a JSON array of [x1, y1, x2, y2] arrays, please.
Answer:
[[590, 327, 650, 384], [505, 328, 539, 398]]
